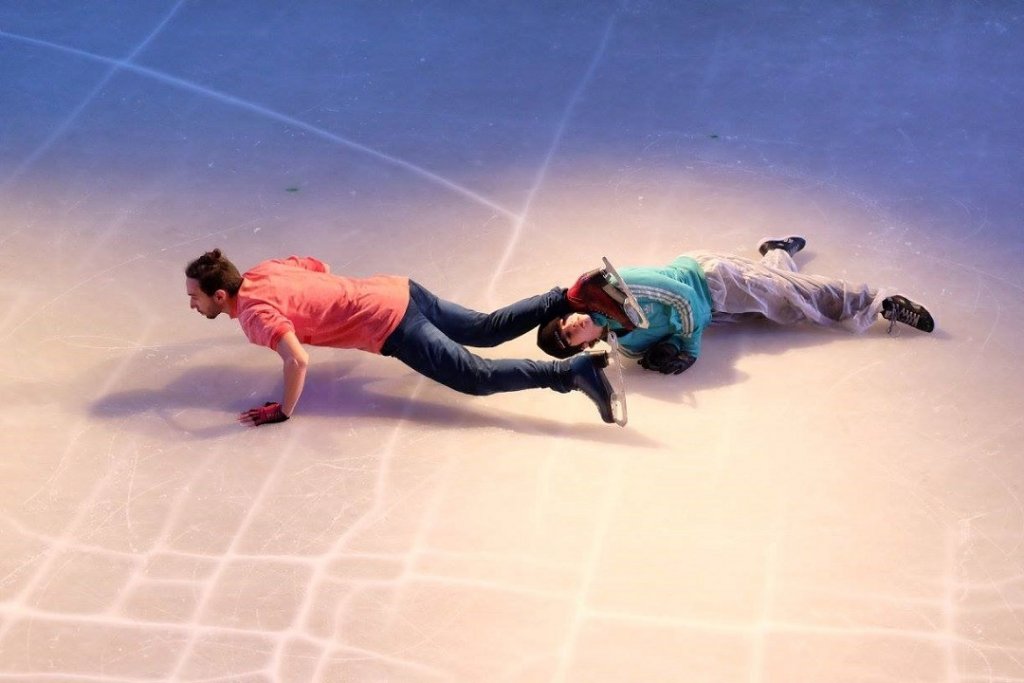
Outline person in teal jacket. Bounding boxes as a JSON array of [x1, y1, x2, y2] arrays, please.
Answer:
[[537, 236, 935, 374]]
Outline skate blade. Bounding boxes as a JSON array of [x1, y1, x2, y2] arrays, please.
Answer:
[[610, 392, 627, 427], [602, 257, 650, 329], [605, 332, 628, 427]]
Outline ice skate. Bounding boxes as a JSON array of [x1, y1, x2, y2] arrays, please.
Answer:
[[601, 257, 650, 330], [604, 331, 629, 426], [568, 259, 647, 330], [570, 350, 627, 426], [882, 295, 935, 333], [757, 235, 807, 257], [567, 258, 649, 330]]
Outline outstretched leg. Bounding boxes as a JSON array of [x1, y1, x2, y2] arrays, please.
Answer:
[[380, 298, 621, 423], [689, 251, 890, 333], [408, 281, 569, 348]]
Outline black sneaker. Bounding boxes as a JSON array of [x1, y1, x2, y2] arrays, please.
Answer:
[[570, 351, 615, 424], [757, 235, 807, 257], [882, 295, 935, 333]]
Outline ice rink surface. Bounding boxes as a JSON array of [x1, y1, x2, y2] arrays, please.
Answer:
[[2, 2, 1023, 681]]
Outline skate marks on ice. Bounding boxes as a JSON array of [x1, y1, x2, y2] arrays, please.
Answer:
[[85, 361, 663, 447], [0, 0, 188, 190], [1, 1, 1022, 680], [484, 14, 619, 304], [0, 27, 518, 220]]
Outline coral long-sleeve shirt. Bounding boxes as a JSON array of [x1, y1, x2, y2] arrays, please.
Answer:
[[229, 256, 409, 354]]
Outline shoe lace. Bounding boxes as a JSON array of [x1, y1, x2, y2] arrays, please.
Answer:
[[886, 304, 920, 335]]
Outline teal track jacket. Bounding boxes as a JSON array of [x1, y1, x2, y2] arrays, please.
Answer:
[[593, 256, 713, 359]]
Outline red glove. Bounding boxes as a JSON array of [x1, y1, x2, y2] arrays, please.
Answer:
[[239, 401, 289, 426]]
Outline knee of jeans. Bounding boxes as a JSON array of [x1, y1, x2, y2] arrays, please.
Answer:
[[444, 359, 495, 396]]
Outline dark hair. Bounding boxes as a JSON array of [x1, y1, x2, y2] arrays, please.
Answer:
[[185, 248, 242, 296], [537, 315, 583, 359]]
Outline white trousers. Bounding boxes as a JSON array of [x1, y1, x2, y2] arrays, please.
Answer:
[[686, 250, 891, 334]]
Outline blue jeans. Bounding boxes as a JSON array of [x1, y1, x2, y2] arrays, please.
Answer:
[[380, 281, 572, 396]]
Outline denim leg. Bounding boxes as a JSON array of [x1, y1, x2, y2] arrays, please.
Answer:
[[408, 281, 569, 347], [381, 299, 573, 396]]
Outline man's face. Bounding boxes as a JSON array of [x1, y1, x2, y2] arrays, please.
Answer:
[[560, 313, 603, 348], [186, 277, 224, 319]]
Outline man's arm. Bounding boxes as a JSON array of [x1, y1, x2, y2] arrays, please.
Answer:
[[276, 331, 309, 416], [238, 330, 309, 426]]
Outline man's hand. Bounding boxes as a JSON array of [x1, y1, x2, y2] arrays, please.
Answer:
[[639, 342, 696, 375], [239, 401, 290, 426]]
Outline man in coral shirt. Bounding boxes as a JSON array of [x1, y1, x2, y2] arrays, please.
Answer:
[[184, 249, 631, 426]]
